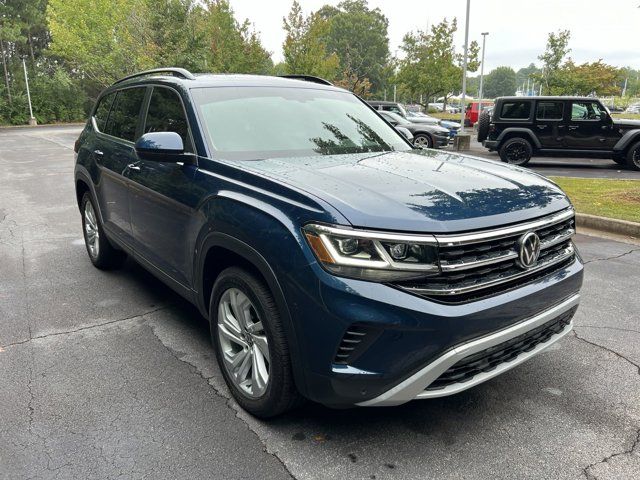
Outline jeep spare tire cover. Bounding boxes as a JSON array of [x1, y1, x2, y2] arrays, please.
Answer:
[[477, 110, 490, 142]]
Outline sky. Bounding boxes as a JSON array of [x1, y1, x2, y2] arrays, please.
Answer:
[[229, 0, 640, 73]]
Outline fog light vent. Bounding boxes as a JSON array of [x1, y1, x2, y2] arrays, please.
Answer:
[[333, 325, 381, 365]]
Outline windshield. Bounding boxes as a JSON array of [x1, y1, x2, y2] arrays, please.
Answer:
[[192, 87, 410, 160]]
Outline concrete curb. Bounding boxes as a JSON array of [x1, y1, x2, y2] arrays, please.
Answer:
[[575, 213, 640, 238]]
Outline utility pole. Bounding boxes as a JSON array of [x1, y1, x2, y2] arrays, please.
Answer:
[[393, 84, 397, 102], [477, 32, 489, 114], [459, 0, 471, 132], [22, 58, 36, 126]]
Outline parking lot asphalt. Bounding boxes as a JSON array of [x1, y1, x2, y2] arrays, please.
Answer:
[[1, 125, 639, 480], [466, 138, 640, 180]]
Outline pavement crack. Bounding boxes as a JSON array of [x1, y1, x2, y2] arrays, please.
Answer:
[[0, 306, 169, 350], [583, 248, 640, 264], [582, 428, 640, 480], [572, 330, 640, 375], [575, 325, 640, 335], [147, 323, 297, 479]]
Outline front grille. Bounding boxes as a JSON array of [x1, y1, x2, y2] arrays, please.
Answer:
[[395, 209, 576, 302], [426, 305, 577, 391]]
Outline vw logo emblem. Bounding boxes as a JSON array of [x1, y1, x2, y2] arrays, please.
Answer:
[[517, 232, 541, 269]]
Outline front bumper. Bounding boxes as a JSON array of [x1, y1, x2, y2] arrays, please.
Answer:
[[434, 134, 450, 148], [284, 254, 583, 407], [358, 293, 579, 406]]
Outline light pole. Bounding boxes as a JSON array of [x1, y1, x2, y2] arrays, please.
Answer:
[[459, 0, 471, 133], [22, 58, 36, 126], [477, 32, 489, 115]]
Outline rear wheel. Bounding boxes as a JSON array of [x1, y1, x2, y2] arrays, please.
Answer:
[[211, 267, 302, 418], [499, 137, 533, 166], [413, 133, 432, 148], [626, 141, 640, 171], [477, 110, 490, 142], [81, 192, 126, 269]]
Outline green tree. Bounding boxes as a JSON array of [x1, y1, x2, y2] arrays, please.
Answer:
[[396, 18, 479, 108], [516, 63, 541, 90], [483, 66, 517, 98], [282, 1, 339, 80], [47, 0, 156, 87], [538, 29, 571, 92], [317, 0, 390, 93]]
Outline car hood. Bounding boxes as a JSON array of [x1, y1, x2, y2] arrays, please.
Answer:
[[226, 150, 570, 233], [613, 118, 640, 129], [405, 116, 439, 124]]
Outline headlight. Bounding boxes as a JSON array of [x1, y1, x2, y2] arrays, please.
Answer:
[[302, 224, 439, 282]]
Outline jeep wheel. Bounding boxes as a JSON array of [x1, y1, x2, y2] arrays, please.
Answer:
[[413, 133, 432, 148], [477, 110, 490, 142], [211, 267, 303, 418], [499, 137, 532, 166], [626, 141, 640, 171], [81, 192, 126, 269]]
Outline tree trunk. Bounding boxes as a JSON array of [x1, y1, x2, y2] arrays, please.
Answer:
[[0, 38, 11, 105]]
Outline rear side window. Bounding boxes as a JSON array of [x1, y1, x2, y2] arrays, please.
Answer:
[[104, 87, 146, 141], [93, 93, 115, 132], [536, 101, 564, 120], [500, 101, 531, 119], [144, 87, 193, 152]]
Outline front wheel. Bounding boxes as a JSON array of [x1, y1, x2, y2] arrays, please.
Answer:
[[626, 141, 640, 171], [499, 137, 533, 166], [211, 267, 302, 418], [413, 133, 433, 148]]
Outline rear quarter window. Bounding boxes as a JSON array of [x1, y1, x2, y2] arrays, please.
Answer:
[[93, 93, 115, 132], [500, 101, 531, 119]]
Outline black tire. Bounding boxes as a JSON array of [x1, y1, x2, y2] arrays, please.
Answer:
[[625, 141, 640, 171], [210, 267, 302, 418], [413, 133, 433, 148], [477, 110, 490, 142], [80, 192, 126, 269], [499, 137, 533, 166]]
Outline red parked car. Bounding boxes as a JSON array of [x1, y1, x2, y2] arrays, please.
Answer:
[[465, 101, 494, 126]]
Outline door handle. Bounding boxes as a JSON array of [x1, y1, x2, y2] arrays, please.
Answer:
[[127, 163, 141, 171], [93, 149, 104, 162], [536, 125, 547, 129], [568, 126, 578, 130]]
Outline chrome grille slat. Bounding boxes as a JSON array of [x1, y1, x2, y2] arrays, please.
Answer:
[[404, 244, 574, 296], [393, 208, 577, 301]]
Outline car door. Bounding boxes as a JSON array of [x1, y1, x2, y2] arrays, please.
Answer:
[[94, 86, 147, 247], [127, 85, 199, 289], [534, 100, 566, 148], [566, 100, 617, 150]]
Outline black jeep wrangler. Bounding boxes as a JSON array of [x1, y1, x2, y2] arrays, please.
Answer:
[[479, 96, 640, 171]]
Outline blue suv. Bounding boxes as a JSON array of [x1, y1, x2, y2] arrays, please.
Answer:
[[74, 68, 583, 417]]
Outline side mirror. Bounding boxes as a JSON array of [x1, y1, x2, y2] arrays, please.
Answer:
[[599, 112, 611, 123], [135, 132, 192, 163]]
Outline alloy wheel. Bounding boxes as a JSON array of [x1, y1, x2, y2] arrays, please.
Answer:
[[633, 147, 640, 169], [413, 135, 431, 148], [505, 143, 527, 163], [217, 288, 270, 398], [83, 200, 100, 259]]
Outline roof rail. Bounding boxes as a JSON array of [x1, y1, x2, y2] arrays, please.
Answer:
[[113, 68, 196, 85], [279, 74, 333, 86]]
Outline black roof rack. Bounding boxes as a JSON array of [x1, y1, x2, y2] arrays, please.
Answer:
[[279, 74, 333, 86], [113, 68, 196, 85]]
